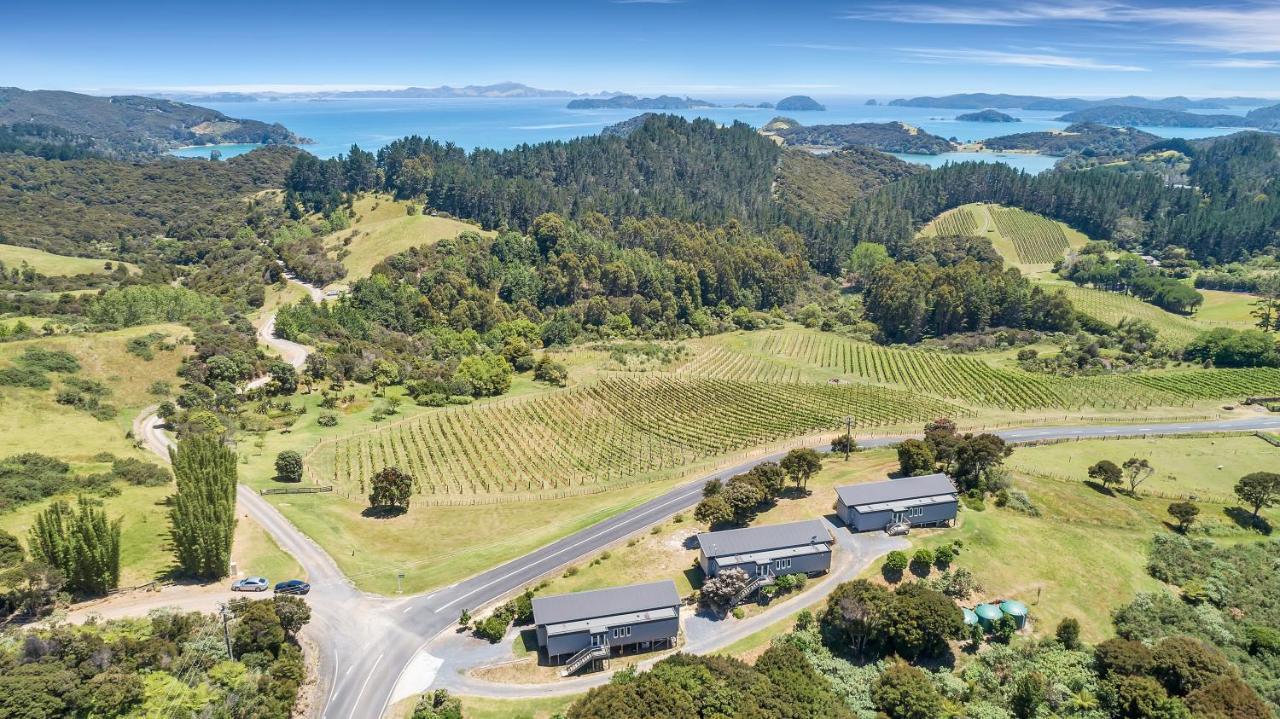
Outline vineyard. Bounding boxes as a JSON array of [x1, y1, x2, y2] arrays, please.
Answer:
[[747, 330, 1280, 411], [1053, 285, 1207, 345], [991, 207, 1071, 264], [928, 206, 979, 237], [307, 375, 964, 501]]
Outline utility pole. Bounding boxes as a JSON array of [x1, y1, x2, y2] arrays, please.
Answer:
[[218, 603, 234, 660], [844, 415, 853, 461]]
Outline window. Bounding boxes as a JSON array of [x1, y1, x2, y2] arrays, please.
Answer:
[[774, 558, 792, 571], [612, 626, 632, 639], [909, 506, 924, 518]]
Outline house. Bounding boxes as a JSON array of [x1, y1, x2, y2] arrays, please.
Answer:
[[835, 473, 958, 532], [532, 580, 681, 673], [695, 519, 835, 580]]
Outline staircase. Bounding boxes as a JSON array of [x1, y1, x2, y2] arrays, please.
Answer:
[[560, 644, 609, 677], [730, 574, 774, 607], [885, 520, 911, 536]]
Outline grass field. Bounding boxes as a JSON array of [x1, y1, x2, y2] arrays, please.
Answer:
[[0, 323, 189, 461], [322, 195, 492, 287], [1194, 288, 1260, 326], [920, 203, 1087, 275], [0, 243, 136, 276], [1006, 434, 1280, 503]]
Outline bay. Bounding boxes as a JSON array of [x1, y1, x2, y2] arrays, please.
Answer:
[[170, 95, 1256, 175]]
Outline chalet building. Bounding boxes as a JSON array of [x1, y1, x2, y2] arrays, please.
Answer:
[[695, 519, 835, 580], [532, 580, 681, 675], [836, 473, 959, 532]]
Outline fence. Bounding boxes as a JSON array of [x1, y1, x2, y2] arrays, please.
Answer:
[[260, 486, 334, 496]]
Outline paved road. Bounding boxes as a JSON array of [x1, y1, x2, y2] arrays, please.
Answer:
[[128, 302, 1280, 719]]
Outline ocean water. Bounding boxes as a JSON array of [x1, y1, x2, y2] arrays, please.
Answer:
[[170, 96, 1258, 174]]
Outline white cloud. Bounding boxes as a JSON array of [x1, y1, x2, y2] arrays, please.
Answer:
[[844, 1, 1280, 53], [899, 47, 1149, 71], [842, 2, 1126, 26], [1193, 58, 1280, 68]]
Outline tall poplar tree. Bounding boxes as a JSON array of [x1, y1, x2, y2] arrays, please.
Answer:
[[169, 434, 238, 578], [28, 496, 121, 595]]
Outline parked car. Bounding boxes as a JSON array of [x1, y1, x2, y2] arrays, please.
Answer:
[[232, 576, 269, 592], [274, 579, 311, 595]]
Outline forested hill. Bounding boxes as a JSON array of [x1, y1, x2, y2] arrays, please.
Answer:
[[982, 123, 1160, 157], [761, 117, 954, 154], [0, 87, 306, 157], [284, 114, 914, 232], [810, 132, 1280, 274], [0, 146, 299, 257], [1057, 106, 1251, 128]]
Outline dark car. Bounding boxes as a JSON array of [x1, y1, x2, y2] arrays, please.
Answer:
[[274, 579, 311, 595]]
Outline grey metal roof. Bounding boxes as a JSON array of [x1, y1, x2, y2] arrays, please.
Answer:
[[835, 473, 957, 509], [695, 519, 833, 559], [532, 580, 680, 626]]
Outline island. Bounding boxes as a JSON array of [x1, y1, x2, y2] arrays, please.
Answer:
[[1057, 105, 1250, 128], [761, 116, 954, 154], [889, 93, 1248, 111], [981, 122, 1160, 157], [0, 87, 306, 157], [566, 94, 717, 110], [775, 95, 826, 111], [865, 99, 879, 106], [956, 109, 1019, 123]]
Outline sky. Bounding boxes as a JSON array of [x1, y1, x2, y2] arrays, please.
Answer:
[[4, 0, 1280, 99]]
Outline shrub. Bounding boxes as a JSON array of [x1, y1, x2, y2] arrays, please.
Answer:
[[933, 545, 955, 567], [316, 414, 338, 427], [883, 550, 909, 574], [473, 615, 509, 643], [911, 549, 934, 568], [1056, 617, 1081, 650], [731, 607, 745, 619], [110, 458, 171, 487]]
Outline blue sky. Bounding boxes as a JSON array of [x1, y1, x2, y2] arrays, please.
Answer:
[[4, 0, 1279, 98]]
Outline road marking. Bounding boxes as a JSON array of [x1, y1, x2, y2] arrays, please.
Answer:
[[401, 605, 414, 614], [348, 652, 384, 719], [436, 488, 703, 611]]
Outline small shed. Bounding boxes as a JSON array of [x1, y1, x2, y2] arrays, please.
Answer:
[[974, 603, 1003, 630], [999, 599, 1029, 629]]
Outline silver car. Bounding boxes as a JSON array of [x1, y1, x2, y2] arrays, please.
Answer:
[[232, 576, 269, 592]]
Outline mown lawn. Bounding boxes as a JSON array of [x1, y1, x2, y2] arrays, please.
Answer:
[[1005, 433, 1280, 501]]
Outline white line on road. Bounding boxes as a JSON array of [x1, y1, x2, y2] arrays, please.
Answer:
[[349, 652, 384, 719], [437, 487, 703, 611]]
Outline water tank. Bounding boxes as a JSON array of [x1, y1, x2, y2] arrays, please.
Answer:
[[999, 599, 1029, 629], [963, 607, 979, 626], [974, 603, 1003, 629]]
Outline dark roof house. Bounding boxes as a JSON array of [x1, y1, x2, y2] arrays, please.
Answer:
[[695, 519, 834, 578], [835, 473, 958, 532], [532, 580, 681, 673]]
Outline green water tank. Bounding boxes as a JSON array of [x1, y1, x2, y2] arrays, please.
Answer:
[[975, 603, 1003, 629], [1000, 600, 1029, 629], [963, 607, 979, 626]]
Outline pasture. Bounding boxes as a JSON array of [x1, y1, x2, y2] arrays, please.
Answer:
[[322, 195, 492, 286], [0, 243, 136, 276]]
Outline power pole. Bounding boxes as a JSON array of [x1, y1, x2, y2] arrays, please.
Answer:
[[218, 603, 234, 660], [844, 415, 853, 461]]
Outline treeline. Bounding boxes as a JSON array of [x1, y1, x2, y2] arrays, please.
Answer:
[[1059, 248, 1204, 314], [822, 134, 1280, 275], [284, 114, 784, 230], [863, 236, 1077, 343], [275, 213, 808, 386], [0, 147, 297, 258], [0, 600, 310, 718]]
